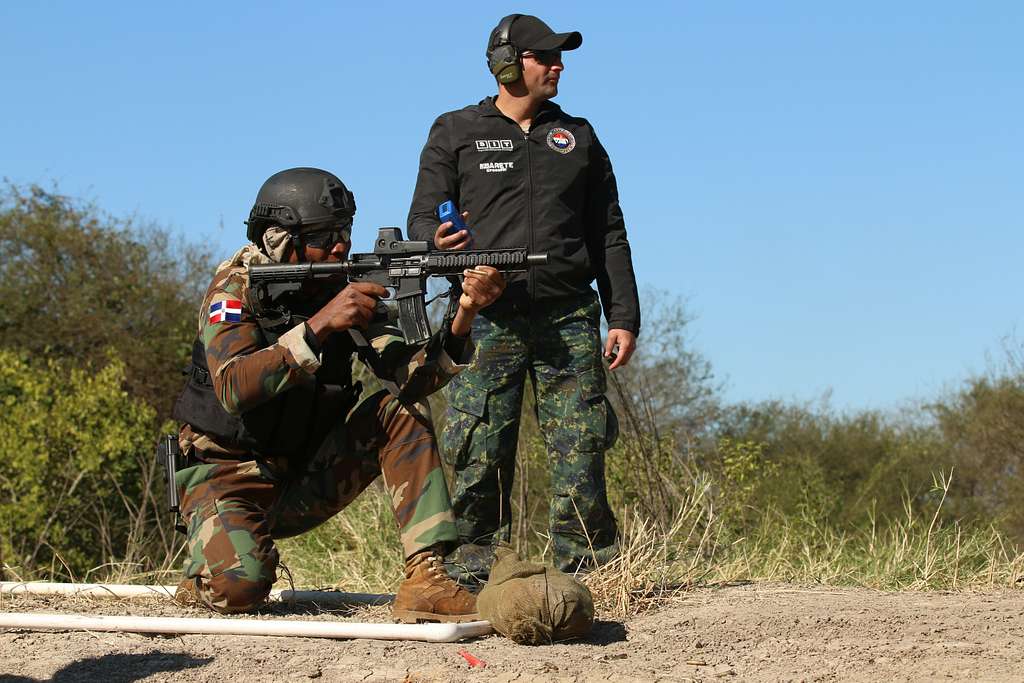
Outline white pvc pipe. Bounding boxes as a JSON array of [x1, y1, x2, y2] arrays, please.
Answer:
[[0, 582, 391, 607], [0, 612, 493, 642]]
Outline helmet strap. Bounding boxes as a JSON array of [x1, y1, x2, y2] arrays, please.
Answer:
[[289, 233, 305, 263]]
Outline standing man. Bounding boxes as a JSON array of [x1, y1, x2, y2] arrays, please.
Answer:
[[407, 15, 641, 578]]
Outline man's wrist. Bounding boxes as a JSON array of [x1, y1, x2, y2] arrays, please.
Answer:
[[451, 306, 474, 337], [303, 322, 323, 355], [608, 323, 640, 337]]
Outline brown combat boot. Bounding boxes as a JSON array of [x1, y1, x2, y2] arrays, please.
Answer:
[[392, 548, 480, 623]]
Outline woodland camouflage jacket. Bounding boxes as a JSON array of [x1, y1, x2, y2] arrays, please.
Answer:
[[177, 244, 472, 463]]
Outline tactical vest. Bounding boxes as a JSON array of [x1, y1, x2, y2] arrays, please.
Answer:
[[171, 307, 361, 461]]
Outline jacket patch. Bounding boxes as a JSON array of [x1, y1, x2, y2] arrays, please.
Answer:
[[479, 161, 515, 173], [475, 139, 514, 152], [209, 299, 242, 324], [547, 128, 576, 154]]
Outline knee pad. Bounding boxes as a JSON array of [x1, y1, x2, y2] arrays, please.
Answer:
[[200, 563, 276, 614]]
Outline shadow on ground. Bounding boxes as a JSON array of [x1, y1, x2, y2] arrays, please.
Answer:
[[585, 619, 628, 645], [0, 652, 212, 683]]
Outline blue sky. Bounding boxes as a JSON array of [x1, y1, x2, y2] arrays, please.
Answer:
[[2, 2, 1021, 411]]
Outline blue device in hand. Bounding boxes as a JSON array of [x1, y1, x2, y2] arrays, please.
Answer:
[[437, 200, 468, 234]]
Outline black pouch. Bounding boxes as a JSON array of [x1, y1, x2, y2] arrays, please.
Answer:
[[171, 339, 246, 442]]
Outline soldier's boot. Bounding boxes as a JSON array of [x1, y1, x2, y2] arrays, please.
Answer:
[[392, 548, 480, 623], [174, 577, 201, 607]]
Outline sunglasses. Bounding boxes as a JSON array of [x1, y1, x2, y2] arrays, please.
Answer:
[[303, 224, 351, 249], [522, 49, 562, 66]]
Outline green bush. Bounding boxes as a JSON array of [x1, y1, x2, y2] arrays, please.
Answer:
[[931, 366, 1024, 541], [0, 350, 157, 579], [714, 400, 950, 527], [0, 183, 214, 421]]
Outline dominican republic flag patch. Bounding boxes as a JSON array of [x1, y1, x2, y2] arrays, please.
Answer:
[[209, 299, 243, 324]]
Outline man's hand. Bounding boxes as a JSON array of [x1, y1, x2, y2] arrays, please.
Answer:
[[434, 211, 472, 250], [604, 328, 637, 371], [460, 266, 505, 312], [451, 266, 505, 336], [307, 282, 388, 341]]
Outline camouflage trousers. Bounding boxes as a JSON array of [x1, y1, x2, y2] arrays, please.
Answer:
[[176, 389, 457, 613], [443, 290, 619, 574]]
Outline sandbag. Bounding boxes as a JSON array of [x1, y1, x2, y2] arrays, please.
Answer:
[[476, 546, 594, 644]]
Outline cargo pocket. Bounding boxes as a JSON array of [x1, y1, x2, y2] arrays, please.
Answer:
[[576, 367, 617, 452]]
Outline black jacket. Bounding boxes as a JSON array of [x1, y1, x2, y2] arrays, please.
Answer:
[[407, 96, 640, 336]]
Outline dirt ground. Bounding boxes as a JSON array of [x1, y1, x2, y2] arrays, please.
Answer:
[[1, 583, 1023, 682]]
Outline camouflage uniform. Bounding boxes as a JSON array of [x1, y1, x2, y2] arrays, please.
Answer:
[[443, 290, 619, 573], [174, 245, 469, 613]]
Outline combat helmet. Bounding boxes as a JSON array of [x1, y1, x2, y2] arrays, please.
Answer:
[[245, 167, 356, 256]]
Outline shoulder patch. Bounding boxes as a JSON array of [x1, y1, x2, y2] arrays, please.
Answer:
[[546, 128, 576, 154], [209, 299, 243, 324]]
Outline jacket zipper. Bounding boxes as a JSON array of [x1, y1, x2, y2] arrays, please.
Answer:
[[523, 126, 535, 301]]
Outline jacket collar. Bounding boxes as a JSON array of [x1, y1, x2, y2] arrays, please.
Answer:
[[479, 96, 562, 123]]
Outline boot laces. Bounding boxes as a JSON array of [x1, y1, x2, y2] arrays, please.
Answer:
[[422, 552, 465, 590], [425, 553, 447, 577]]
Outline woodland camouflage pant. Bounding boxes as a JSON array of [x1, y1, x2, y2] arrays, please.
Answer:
[[175, 390, 456, 613], [443, 291, 620, 574]]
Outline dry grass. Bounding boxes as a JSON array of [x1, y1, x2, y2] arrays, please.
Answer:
[[707, 471, 1024, 591], [15, 467, 1023, 627], [582, 470, 1024, 620], [581, 477, 717, 620], [264, 468, 1024, 624], [275, 481, 403, 593]]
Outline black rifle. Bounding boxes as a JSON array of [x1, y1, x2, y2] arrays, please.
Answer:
[[248, 227, 547, 345]]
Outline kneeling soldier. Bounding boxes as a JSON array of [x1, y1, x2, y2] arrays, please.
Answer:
[[171, 167, 504, 620]]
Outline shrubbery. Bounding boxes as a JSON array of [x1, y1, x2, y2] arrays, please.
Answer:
[[0, 183, 212, 420], [0, 351, 156, 577], [0, 183, 214, 580]]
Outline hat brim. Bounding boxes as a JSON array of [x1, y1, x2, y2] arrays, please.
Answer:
[[523, 30, 582, 52]]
